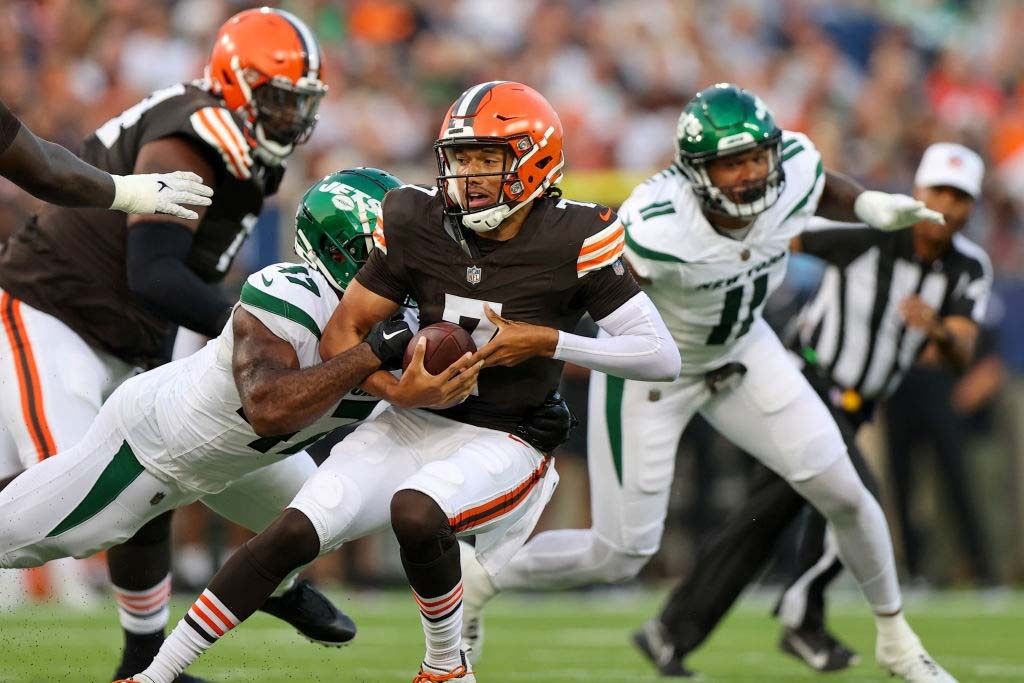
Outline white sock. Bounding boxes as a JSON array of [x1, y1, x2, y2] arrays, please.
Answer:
[[139, 589, 239, 683], [413, 581, 465, 671], [876, 612, 919, 650], [113, 574, 171, 634]]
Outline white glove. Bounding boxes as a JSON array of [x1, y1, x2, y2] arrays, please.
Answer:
[[110, 171, 214, 220], [853, 190, 945, 232]]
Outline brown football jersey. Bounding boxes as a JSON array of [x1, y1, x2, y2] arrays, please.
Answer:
[[356, 185, 640, 433], [0, 83, 283, 368]]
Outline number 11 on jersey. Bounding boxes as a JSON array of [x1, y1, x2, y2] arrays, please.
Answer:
[[706, 273, 769, 345]]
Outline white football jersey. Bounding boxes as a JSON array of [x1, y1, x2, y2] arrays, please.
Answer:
[[114, 262, 382, 494], [621, 131, 825, 374]]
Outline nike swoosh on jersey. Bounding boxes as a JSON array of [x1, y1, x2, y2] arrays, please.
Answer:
[[261, 274, 273, 287], [599, 207, 613, 222]]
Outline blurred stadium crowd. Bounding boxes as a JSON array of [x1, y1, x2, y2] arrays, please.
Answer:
[[1, 0, 1023, 589]]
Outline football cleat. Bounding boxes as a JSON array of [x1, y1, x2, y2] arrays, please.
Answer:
[[877, 635, 957, 682], [259, 579, 357, 646], [631, 619, 700, 678], [458, 541, 498, 665], [112, 631, 209, 683], [778, 626, 860, 672], [413, 651, 476, 682]]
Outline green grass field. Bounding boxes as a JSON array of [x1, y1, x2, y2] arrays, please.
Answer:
[[1, 589, 1021, 682]]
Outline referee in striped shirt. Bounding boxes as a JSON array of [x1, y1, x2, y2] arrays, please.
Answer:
[[634, 143, 992, 677]]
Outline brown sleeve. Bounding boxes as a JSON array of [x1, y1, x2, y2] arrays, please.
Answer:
[[578, 257, 642, 321]]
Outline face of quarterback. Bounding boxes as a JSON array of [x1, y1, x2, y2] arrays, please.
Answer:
[[705, 147, 772, 207], [449, 145, 510, 210], [913, 184, 975, 242]]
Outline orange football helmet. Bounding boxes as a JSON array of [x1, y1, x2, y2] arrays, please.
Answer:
[[207, 7, 327, 162], [435, 81, 565, 232]]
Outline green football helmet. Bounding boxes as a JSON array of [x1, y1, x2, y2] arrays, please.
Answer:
[[675, 83, 785, 218], [294, 167, 403, 292]]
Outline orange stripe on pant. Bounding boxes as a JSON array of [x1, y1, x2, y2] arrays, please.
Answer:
[[0, 292, 57, 460], [448, 454, 551, 533]]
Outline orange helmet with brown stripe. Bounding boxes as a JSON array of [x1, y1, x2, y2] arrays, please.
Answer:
[[207, 7, 327, 164], [435, 81, 565, 232]]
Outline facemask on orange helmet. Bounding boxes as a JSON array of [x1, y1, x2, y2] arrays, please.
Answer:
[[434, 81, 565, 232], [206, 7, 327, 165]]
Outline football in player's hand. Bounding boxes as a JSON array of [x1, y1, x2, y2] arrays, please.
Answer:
[[402, 322, 477, 375]]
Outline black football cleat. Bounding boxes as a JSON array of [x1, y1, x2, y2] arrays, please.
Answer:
[[778, 626, 860, 672], [259, 579, 357, 647], [632, 619, 701, 678]]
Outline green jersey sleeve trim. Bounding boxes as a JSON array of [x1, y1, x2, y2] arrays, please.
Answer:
[[624, 223, 688, 264], [784, 159, 824, 222], [240, 282, 322, 339]]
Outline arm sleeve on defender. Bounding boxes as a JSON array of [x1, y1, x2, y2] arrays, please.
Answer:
[[799, 218, 881, 268], [125, 220, 233, 337], [554, 291, 680, 381]]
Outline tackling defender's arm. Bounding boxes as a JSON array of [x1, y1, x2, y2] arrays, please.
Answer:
[[321, 279, 482, 409], [0, 99, 211, 217], [233, 305, 393, 436]]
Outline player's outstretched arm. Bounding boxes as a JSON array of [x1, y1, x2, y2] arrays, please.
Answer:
[[0, 100, 211, 217], [816, 169, 943, 231], [233, 306, 408, 436]]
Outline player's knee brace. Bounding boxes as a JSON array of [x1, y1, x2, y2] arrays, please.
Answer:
[[390, 489, 455, 563]]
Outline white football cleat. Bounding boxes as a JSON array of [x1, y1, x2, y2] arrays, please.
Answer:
[[413, 651, 476, 682], [459, 540, 498, 666], [877, 635, 957, 682]]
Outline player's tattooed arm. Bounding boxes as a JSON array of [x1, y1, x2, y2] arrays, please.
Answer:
[[815, 170, 864, 222], [232, 307, 383, 436], [322, 280, 481, 409]]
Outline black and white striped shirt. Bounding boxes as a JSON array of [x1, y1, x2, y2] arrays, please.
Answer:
[[795, 220, 992, 400]]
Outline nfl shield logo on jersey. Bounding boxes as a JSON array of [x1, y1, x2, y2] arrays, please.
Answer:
[[466, 265, 482, 285]]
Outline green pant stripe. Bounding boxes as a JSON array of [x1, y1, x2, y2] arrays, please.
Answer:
[[605, 375, 625, 485], [47, 441, 145, 538]]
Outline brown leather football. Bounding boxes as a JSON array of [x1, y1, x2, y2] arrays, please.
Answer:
[[402, 322, 477, 375]]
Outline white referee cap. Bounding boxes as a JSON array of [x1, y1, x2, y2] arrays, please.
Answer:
[[914, 142, 984, 199]]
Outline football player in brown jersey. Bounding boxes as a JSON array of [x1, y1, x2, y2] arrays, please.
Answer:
[[0, 98, 211, 219], [131, 81, 680, 683], [0, 8, 349, 682]]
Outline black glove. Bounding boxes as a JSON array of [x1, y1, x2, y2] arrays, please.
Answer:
[[514, 390, 578, 454], [365, 315, 414, 370]]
